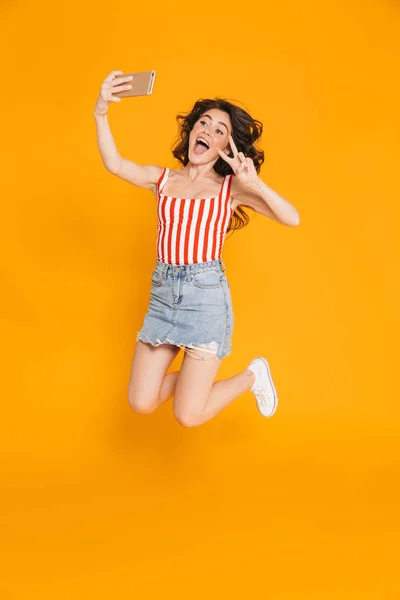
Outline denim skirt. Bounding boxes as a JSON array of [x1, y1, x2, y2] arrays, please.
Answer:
[[137, 259, 234, 358]]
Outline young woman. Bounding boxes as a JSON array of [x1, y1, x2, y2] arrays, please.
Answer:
[[94, 70, 300, 428]]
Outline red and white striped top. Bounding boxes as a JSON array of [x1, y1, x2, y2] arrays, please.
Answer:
[[156, 168, 234, 265]]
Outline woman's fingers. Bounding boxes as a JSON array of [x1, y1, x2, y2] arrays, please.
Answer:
[[100, 74, 133, 104], [95, 71, 129, 114], [246, 157, 255, 170], [103, 71, 131, 87], [217, 148, 233, 164], [105, 75, 133, 92], [110, 75, 133, 87], [228, 135, 239, 157], [100, 72, 133, 101], [104, 70, 123, 83], [227, 137, 250, 172], [217, 146, 251, 176]]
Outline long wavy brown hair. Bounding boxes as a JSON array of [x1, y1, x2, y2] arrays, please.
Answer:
[[171, 98, 264, 234]]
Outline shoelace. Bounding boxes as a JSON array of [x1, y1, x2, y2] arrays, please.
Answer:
[[254, 385, 274, 405]]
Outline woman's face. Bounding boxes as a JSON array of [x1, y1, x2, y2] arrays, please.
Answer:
[[188, 108, 232, 164]]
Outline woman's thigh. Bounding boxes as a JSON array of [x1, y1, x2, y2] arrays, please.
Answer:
[[128, 340, 180, 413], [173, 349, 222, 425]]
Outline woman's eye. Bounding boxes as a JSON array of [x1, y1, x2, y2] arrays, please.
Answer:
[[216, 129, 223, 135], [200, 120, 207, 126]]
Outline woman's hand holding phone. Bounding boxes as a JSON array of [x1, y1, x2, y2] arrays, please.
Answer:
[[94, 70, 133, 116]]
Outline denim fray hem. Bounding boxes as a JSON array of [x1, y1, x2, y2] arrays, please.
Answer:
[[136, 331, 232, 361]]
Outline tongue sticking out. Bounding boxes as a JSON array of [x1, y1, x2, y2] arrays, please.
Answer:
[[194, 142, 209, 155]]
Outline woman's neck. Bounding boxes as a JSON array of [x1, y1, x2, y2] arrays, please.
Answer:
[[181, 162, 220, 182]]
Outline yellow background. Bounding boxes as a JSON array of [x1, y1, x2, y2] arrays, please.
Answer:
[[1, 0, 399, 597]]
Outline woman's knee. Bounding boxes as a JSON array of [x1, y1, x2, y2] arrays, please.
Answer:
[[173, 405, 202, 428], [128, 388, 157, 415]]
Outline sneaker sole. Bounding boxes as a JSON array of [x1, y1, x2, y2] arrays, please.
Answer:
[[256, 357, 278, 417]]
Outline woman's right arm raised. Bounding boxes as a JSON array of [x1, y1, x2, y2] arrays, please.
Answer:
[[94, 70, 162, 191]]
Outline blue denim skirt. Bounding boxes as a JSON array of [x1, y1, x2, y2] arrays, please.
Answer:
[[137, 259, 234, 358]]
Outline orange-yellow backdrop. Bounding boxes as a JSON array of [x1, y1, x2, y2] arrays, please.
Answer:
[[1, 0, 399, 598]]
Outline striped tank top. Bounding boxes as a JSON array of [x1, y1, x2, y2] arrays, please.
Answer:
[[156, 167, 234, 265]]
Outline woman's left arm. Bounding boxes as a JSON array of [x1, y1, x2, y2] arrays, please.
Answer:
[[231, 176, 300, 227], [217, 135, 300, 227]]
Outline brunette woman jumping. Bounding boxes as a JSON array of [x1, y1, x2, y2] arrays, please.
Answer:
[[94, 70, 300, 428]]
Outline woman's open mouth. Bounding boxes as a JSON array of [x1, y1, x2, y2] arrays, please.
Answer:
[[193, 137, 210, 155]]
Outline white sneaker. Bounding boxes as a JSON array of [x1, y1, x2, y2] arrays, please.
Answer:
[[247, 357, 278, 417]]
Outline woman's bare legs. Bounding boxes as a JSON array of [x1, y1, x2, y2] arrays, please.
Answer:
[[128, 341, 255, 426], [158, 364, 254, 414], [173, 350, 255, 427]]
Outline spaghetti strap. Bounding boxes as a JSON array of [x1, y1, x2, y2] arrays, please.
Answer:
[[226, 174, 233, 203], [220, 173, 233, 207], [157, 168, 170, 194]]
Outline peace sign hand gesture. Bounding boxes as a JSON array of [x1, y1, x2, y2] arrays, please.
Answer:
[[217, 135, 259, 189]]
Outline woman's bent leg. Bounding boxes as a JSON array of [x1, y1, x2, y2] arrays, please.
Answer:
[[129, 342, 256, 423], [173, 350, 255, 427]]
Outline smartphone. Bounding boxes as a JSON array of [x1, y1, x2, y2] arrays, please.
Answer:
[[113, 70, 156, 98]]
